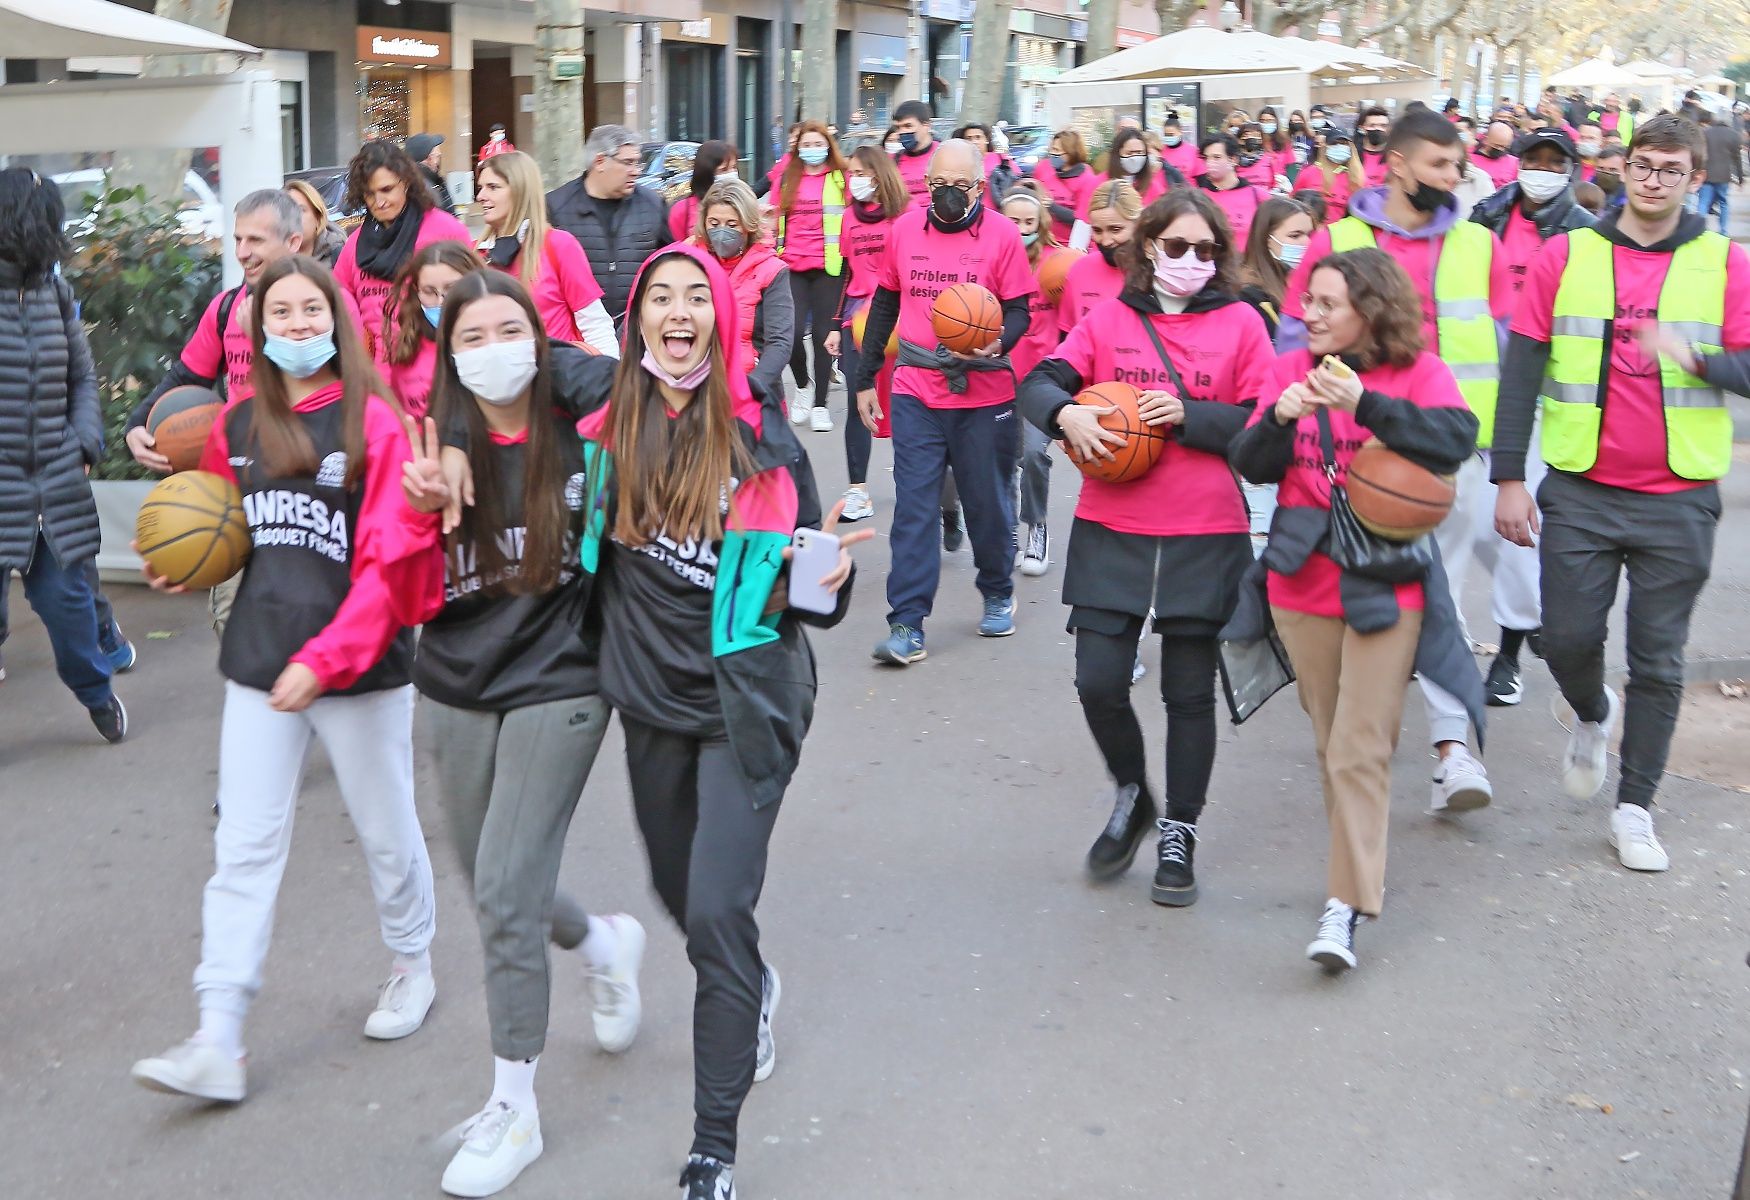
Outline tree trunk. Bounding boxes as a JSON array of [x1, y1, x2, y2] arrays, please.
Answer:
[[1452, 37, 1476, 112], [1085, 0, 1119, 62], [963, 1, 1016, 126], [533, 0, 586, 188], [800, 0, 838, 124]]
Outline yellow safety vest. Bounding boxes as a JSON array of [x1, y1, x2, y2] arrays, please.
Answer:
[[1541, 226, 1733, 481], [777, 169, 846, 276], [1328, 216, 1502, 446]]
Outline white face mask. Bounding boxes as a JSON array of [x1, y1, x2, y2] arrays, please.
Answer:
[[1517, 168, 1569, 203], [1119, 154, 1147, 175], [849, 175, 877, 202], [454, 339, 538, 406]]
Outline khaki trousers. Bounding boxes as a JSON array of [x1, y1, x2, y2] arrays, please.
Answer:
[[1272, 606, 1422, 916]]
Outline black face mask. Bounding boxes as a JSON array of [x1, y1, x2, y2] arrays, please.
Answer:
[[1238, 151, 1262, 168], [1406, 178, 1452, 214], [1363, 129, 1388, 149], [1478, 146, 1504, 159], [1595, 170, 1621, 195], [1097, 241, 1121, 267], [929, 183, 980, 231]]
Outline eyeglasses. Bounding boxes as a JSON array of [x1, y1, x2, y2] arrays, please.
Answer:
[[609, 154, 641, 169], [1625, 160, 1692, 186], [1299, 294, 1350, 319], [1156, 237, 1223, 263], [927, 179, 977, 193]]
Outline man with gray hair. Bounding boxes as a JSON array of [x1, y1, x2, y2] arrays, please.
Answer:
[[547, 123, 669, 319]]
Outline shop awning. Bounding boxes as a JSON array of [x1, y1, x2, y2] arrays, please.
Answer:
[[0, 0, 261, 59], [1055, 27, 1299, 84]]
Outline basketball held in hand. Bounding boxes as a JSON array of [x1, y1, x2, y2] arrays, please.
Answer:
[[135, 470, 251, 589], [1065, 381, 1167, 485], [931, 282, 1003, 355], [1345, 439, 1456, 540], [146, 385, 223, 472]]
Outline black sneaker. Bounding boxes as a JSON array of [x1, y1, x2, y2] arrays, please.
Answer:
[[1306, 898, 1361, 972], [89, 695, 128, 744], [1085, 783, 1157, 880], [1150, 818, 1199, 906], [1526, 627, 1544, 660], [680, 1154, 736, 1200], [1484, 654, 1523, 706], [941, 506, 964, 552]]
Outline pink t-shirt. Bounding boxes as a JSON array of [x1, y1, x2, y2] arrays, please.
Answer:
[[779, 170, 831, 271], [876, 207, 1036, 410], [1500, 208, 1546, 301], [1160, 141, 1204, 180], [1255, 349, 1467, 616], [896, 147, 934, 209], [1599, 111, 1622, 135], [387, 338, 438, 420], [1472, 150, 1520, 190], [1010, 250, 1071, 382], [504, 228, 604, 345], [1361, 150, 1392, 187], [335, 206, 474, 361], [181, 289, 256, 401], [1088, 169, 1167, 217], [1057, 250, 1126, 331], [1051, 297, 1272, 537], [1284, 220, 1514, 351], [1512, 233, 1750, 493], [840, 206, 896, 301], [669, 195, 699, 242], [1201, 183, 1264, 253], [1236, 155, 1276, 188], [1034, 162, 1099, 243], [1295, 165, 1357, 220]]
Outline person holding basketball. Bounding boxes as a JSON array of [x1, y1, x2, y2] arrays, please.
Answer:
[[1018, 190, 1274, 907], [854, 139, 1037, 663], [571, 243, 868, 1200], [1057, 181, 1141, 332], [1227, 247, 1483, 971], [131, 254, 442, 1104], [398, 270, 645, 1197]]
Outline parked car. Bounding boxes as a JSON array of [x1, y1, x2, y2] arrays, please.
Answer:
[[283, 165, 367, 233], [637, 141, 700, 204], [54, 168, 224, 242], [1002, 125, 1052, 174]]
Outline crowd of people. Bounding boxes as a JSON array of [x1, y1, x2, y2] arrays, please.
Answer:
[[0, 80, 1745, 1199]]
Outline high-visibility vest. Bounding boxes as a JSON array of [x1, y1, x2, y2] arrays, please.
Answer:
[[1328, 216, 1502, 446], [1541, 226, 1733, 481], [777, 169, 846, 276]]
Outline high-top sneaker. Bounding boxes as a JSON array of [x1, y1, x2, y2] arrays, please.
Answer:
[[680, 1154, 736, 1200], [1306, 898, 1363, 972], [1085, 783, 1156, 880], [1150, 818, 1199, 906]]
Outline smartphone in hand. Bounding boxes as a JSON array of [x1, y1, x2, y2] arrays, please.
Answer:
[[786, 527, 842, 615]]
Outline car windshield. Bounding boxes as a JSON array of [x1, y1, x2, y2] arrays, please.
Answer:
[[1005, 127, 1049, 151]]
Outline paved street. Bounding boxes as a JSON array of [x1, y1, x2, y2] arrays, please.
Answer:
[[3, 409, 1748, 1200]]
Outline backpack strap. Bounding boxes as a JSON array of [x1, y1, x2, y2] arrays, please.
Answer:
[[214, 285, 245, 398]]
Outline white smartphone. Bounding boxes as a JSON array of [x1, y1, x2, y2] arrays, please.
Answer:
[[786, 527, 842, 615]]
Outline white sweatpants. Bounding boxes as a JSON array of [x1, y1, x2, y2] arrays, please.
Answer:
[[193, 681, 436, 1017], [1418, 423, 1547, 746]]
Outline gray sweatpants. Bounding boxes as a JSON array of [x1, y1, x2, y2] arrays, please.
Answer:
[[427, 693, 612, 1060], [1536, 471, 1720, 809]]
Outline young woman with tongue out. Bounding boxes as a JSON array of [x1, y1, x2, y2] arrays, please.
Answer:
[[573, 244, 870, 1200]]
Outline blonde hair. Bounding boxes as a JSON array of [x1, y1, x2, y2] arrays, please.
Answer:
[[696, 176, 762, 239], [476, 150, 552, 293], [1085, 179, 1142, 222], [282, 179, 338, 240]]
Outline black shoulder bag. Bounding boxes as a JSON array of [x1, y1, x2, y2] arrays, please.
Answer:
[[1314, 407, 1432, 584]]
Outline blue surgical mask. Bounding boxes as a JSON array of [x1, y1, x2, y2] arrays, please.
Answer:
[[898, 132, 920, 153], [422, 305, 443, 329], [1048, 152, 1066, 170], [1021, 230, 1040, 246], [263, 329, 335, 379], [798, 145, 829, 167], [1327, 145, 1353, 165]]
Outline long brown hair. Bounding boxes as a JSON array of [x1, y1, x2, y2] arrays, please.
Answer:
[[849, 145, 909, 220], [779, 120, 850, 214], [1239, 196, 1309, 306], [343, 139, 431, 219], [1311, 248, 1424, 370], [606, 250, 752, 548], [428, 270, 569, 595], [1122, 190, 1240, 298], [387, 241, 482, 367], [246, 256, 387, 490]]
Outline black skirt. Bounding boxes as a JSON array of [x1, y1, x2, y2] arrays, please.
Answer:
[[1061, 517, 1252, 638]]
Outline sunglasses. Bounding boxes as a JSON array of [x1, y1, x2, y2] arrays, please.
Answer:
[[1157, 237, 1224, 262]]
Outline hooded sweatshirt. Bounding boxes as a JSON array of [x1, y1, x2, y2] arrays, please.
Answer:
[[1278, 185, 1514, 355]]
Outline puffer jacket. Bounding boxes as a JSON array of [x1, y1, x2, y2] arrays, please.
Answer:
[[0, 260, 102, 571], [1470, 182, 1595, 241], [545, 174, 669, 319]]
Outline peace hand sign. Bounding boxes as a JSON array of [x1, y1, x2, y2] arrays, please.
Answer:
[[401, 414, 451, 515]]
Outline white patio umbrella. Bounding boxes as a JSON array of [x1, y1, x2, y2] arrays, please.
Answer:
[[1548, 57, 1643, 90], [1229, 31, 1422, 79], [1055, 26, 1302, 85], [1620, 58, 1684, 81], [0, 0, 259, 58]]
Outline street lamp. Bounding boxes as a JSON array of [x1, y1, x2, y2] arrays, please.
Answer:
[[1219, 1, 1241, 30]]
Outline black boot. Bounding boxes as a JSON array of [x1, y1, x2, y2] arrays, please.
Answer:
[[1150, 818, 1199, 906], [1085, 783, 1156, 880]]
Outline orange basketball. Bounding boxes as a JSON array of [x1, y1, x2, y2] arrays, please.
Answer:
[[146, 385, 223, 472], [1037, 248, 1084, 304], [1345, 439, 1456, 540], [1064, 381, 1167, 485], [849, 306, 898, 357], [134, 470, 251, 589], [930, 282, 1003, 355]]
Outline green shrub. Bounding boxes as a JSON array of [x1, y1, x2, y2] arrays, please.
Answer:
[[65, 184, 221, 481]]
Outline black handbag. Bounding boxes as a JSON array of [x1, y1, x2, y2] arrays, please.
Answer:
[[1315, 408, 1432, 584]]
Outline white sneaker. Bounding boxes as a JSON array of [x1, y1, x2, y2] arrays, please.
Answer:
[[1019, 522, 1050, 576], [1306, 898, 1361, 972], [364, 968, 436, 1040], [1610, 803, 1670, 872], [586, 914, 645, 1054], [788, 395, 808, 425], [753, 964, 781, 1083], [441, 1101, 543, 1198], [1429, 747, 1493, 814], [131, 1037, 246, 1102], [1131, 655, 1146, 684], [1562, 687, 1619, 799], [809, 405, 834, 432], [840, 486, 874, 522]]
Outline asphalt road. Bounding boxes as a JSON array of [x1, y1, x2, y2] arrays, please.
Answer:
[[3, 401, 1747, 1200]]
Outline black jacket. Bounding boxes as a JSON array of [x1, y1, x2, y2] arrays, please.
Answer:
[[546, 175, 669, 319], [1704, 123, 1744, 185], [1469, 183, 1595, 241], [0, 262, 102, 572], [419, 164, 457, 217]]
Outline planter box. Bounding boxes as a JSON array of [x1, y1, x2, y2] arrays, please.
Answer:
[[91, 479, 153, 583]]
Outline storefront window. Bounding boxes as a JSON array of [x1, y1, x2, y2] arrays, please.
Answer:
[[362, 73, 412, 144]]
